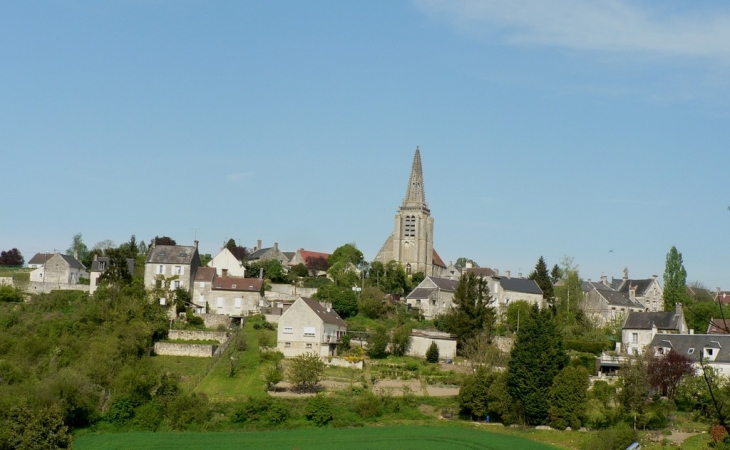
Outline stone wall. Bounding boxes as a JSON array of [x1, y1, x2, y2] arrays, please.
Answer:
[[268, 283, 318, 298], [492, 336, 514, 354], [326, 357, 363, 370], [153, 342, 217, 357], [194, 313, 231, 329], [26, 282, 90, 294], [0, 277, 12, 286], [168, 330, 228, 343]]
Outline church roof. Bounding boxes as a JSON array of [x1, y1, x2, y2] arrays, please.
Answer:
[[400, 147, 429, 213], [432, 249, 446, 268]]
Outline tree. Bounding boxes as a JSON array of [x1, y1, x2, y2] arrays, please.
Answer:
[[663, 246, 690, 310], [288, 352, 325, 392], [529, 256, 554, 306], [305, 256, 329, 275], [455, 257, 479, 268], [618, 353, 650, 414], [225, 238, 249, 261], [67, 233, 91, 267], [99, 247, 133, 286], [426, 341, 440, 363], [366, 326, 389, 359], [459, 367, 496, 420], [506, 305, 568, 425], [313, 283, 358, 319], [390, 324, 412, 357], [553, 257, 583, 325], [0, 248, 24, 266], [550, 264, 563, 284], [504, 300, 533, 334], [245, 259, 287, 283], [328, 243, 363, 268], [151, 236, 176, 246], [437, 273, 495, 350], [264, 363, 284, 391], [411, 271, 425, 285], [358, 286, 390, 319], [461, 331, 503, 371], [290, 263, 309, 278], [547, 366, 589, 430], [648, 350, 694, 399]]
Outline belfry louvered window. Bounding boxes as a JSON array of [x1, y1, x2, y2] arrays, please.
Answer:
[[404, 216, 416, 237]]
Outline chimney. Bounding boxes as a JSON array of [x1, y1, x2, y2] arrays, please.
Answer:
[[690, 329, 694, 335], [601, 275, 607, 285], [623, 267, 629, 281], [222, 268, 228, 277], [274, 242, 279, 251], [494, 269, 499, 276], [629, 286, 636, 301], [465, 261, 472, 269], [259, 268, 263, 279], [518, 272, 522, 279], [194, 240, 199, 248], [257, 239, 262, 251], [74, 250, 78, 261], [94, 254, 98, 261], [505, 270, 511, 278]]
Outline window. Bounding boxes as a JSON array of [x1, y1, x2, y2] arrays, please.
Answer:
[[284, 342, 291, 348], [98, 262, 106, 270], [157, 265, 165, 275], [283, 326, 293, 334], [707, 348, 714, 356], [631, 333, 638, 343], [172, 280, 180, 289], [174, 266, 182, 275], [232, 284, 237, 289], [217, 297, 223, 308], [234, 297, 242, 309], [303, 327, 315, 337], [159, 298, 166, 306], [688, 348, 695, 354], [200, 282, 205, 288], [306, 343, 313, 349], [404, 215, 416, 237]]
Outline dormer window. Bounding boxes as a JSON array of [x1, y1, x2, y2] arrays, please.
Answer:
[[217, 283, 222, 288], [707, 348, 714, 356], [98, 262, 106, 270], [688, 348, 695, 355], [231, 284, 237, 289]]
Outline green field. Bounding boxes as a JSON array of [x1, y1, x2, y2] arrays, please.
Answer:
[[74, 425, 559, 450]]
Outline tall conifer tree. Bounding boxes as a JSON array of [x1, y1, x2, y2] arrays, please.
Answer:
[[529, 256, 554, 306]]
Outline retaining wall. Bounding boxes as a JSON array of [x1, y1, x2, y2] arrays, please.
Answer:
[[27, 282, 90, 294], [154, 342, 218, 357], [168, 330, 228, 343], [194, 313, 231, 329]]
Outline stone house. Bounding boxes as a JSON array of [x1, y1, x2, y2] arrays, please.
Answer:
[[487, 272, 544, 312], [30, 253, 88, 284], [610, 268, 664, 312], [621, 303, 687, 355], [248, 240, 291, 266], [144, 242, 201, 295], [288, 249, 331, 275], [405, 277, 460, 319], [583, 279, 646, 326], [193, 271, 264, 317], [277, 297, 347, 358], [649, 334, 730, 376], [207, 247, 245, 277], [89, 255, 134, 295]]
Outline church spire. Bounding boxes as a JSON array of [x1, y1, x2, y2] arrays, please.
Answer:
[[401, 146, 429, 213]]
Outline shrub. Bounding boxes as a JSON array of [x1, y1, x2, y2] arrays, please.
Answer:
[[258, 333, 272, 348], [580, 422, 638, 450], [288, 352, 325, 392], [132, 400, 164, 431], [0, 285, 23, 303], [264, 363, 284, 391], [356, 392, 382, 418], [166, 393, 210, 430], [366, 326, 389, 359], [426, 341, 440, 363], [565, 340, 611, 355], [231, 397, 272, 423], [305, 394, 333, 426], [235, 335, 248, 352], [107, 396, 136, 425], [266, 400, 289, 424]]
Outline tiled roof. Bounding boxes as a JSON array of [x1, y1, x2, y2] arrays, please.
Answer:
[[708, 318, 730, 334], [715, 292, 730, 305], [212, 277, 263, 292], [146, 245, 197, 264], [465, 267, 497, 277], [583, 281, 645, 308], [301, 297, 347, 327], [623, 311, 681, 330], [194, 267, 216, 282], [432, 249, 446, 268]]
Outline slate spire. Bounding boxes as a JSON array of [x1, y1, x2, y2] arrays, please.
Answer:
[[401, 146, 429, 213]]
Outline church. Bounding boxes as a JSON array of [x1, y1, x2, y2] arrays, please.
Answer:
[[374, 147, 448, 277]]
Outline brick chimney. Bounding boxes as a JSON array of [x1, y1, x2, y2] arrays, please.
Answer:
[[257, 239, 262, 252], [505, 270, 511, 278]]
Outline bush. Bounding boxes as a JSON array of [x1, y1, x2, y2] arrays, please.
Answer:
[[132, 400, 164, 431], [426, 341, 440, 363], [107, 396, 136, 425], [258, 333, 272, 348], [235, 335, 248, 352], [166, 393, 210, 430], [580, 422, 638, 450], [565, 340, 612, 355], [366, 326, 389, 359], [288, 352, 325, 392], [356, 392, 382, 418], [231, 396, 272, 423], [305, 394, 333, 426], [0, 285, 23, 303]]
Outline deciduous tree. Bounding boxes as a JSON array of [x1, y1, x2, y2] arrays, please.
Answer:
[[0, 248, 23, 266], [648, 350, 694, 399], [67, 233, 91, 267], [313, 283, 358, 319], [663, 246, 690, 310], [288, 352, 325, 392]]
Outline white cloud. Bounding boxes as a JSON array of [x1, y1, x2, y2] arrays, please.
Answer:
[[414, 0, 730, 61]]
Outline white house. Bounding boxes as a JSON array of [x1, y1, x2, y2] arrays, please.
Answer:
[[207, 247, 245, 278], [277, 297, 347, 358]]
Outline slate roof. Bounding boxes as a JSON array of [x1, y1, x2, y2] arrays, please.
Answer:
[[194, 267, 216, 282], [432, 249, 446, 268], [57, 254, 86, 270], [623, 311, 681, 330], [283, 252, 296, 261], [28, 253, 55, 265], [650, 334, 730, 363], [248, 247, 272, 260], [90, 257, 134, 274], [429, 277, 459, 291], [213, 277, 263, 292], [407, 287, 437, 299], [499, 277, 543, 295], [146, 245, 197, 264], [301, 297, 347, 327], [612, 278, 656, 296], [465, 267, 497, 278], [583, 281, 645, 308]]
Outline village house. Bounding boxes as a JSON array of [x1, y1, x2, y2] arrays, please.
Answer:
[[405, 277, 459, 319], [143, 241, 201, 296], [486, 271, 544, 312], [277, 297, 347, 358], [30, 253, 88, 284], [27, 252, 55, 269], [583, 277, 646, 326], [621, 303, 688, 355], [207, 247, 245, 278], [193, 271, 265, 317], [288, 249, 331, 276], [649, 334, 730, 376], [610, 268, 664, 312]]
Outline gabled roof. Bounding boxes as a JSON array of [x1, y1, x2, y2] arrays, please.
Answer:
[[301, 297, 347, 327], [432, 249, 446, 268], [248, 247, 272, 259], [194, 267, 216, 282], [407, 287, 438, 299], [146, 245, 198, 264], [296, 250, 330, 265], [429, 277, 459, 291], [465, 267, 497, 278], [57, 253, 86, 270], [650, 334, 730, 364], [708, 318, 730, 335], [715, 291, 730, 305], [90, 257, 134, 274], [212, 277, 263, 292], [282, 252, 296, 261], [28, 253, 55, 265], [499, 277, 543, 295], [583, 281, 645, 308], [612, 277, 658, 296], [623, 311, 681, 330]]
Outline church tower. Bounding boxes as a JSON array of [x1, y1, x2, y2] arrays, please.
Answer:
[[375, 147, 443, 277]]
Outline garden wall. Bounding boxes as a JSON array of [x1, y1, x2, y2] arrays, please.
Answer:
[[153, 342, 217, 357], [194, 313, 231, 329], [168, 330, 228, 343]]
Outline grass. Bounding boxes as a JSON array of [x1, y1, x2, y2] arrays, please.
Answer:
[[74, 424, 561, 450], [149, 356, 210, 392], [194, 324, 270, 400]]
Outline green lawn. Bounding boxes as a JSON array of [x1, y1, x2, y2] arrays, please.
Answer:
[[74, 425, 560, 450], [150, 355, 211, 392]]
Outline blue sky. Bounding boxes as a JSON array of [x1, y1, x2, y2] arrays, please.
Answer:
[[2, 1, 729, 289]]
